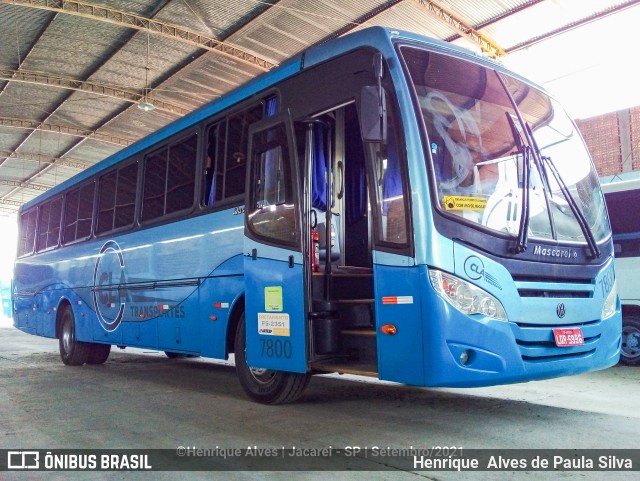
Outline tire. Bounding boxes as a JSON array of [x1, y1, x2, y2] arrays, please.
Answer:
[[86, 343, 111, 365], [234, 313, 310, 404], [58, 306, 90, 366], [620, 315, 640, 366]]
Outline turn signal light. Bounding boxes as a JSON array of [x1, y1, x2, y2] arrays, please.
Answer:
[[381, 324, 397, 335]]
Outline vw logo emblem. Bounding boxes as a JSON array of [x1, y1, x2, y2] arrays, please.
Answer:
[[556, 303, 566, 319]]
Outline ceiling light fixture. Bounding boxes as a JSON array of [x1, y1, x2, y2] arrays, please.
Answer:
[[138, 98, 155, 112], [138, 29, 155, 112]]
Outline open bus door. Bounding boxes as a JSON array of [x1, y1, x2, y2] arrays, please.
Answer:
[[240, 114, 310, 403]]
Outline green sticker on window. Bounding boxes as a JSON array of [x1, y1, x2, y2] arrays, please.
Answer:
[[264, 286, 283, 312]]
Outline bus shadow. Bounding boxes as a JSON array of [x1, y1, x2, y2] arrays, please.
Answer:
[[74, 350, 566, 418]]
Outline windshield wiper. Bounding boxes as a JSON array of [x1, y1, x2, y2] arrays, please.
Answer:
[[503, 108, 530, 253], [525, 123, 601, 259], [496, 72, 534, 254], [505, 115, 561, 248]]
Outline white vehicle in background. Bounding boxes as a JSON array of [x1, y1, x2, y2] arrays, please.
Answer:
[[602, 178, 640, 365]]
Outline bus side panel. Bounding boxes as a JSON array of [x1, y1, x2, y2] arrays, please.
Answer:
[[198, 254, 244, 359], [12, 292, 36, 335], [157, 294, 200, 353], [374, 264, 425, 385], [13, 260, 53, 336], [38, 283, 65, 338], [244, 256, 307, 373], [122, 319, 158, 348], [418, 265, 518, 387]]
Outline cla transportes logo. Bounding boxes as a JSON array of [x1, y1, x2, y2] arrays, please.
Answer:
[[463, 255, 502, 290], [92, 240, 126, 332]]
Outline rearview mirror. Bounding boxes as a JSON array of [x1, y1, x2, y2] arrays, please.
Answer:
[[360, 86, 387, 143]]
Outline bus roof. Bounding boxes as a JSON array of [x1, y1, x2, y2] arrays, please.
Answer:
[[19, 26, 530, 212]]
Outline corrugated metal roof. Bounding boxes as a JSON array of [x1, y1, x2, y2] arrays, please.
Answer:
[[0, 0, 637, 215]]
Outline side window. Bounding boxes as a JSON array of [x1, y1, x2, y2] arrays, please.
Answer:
[[76, 183, 95, 239], [203, 104, 263, 206], [96, 170, 117, 234], [143, 133, 197, 221], [204, 121, 226, 205], [18, 209, 37, 257], [36, 197, 62, 251], [114, 163, 138, 229], [63, 188, 80, 244], [142, 148, 167, 222], [247, 121, 297, 246], [166, 135, 197, 214], [97, 162, 139, 234], [63, 183, 95, 244]]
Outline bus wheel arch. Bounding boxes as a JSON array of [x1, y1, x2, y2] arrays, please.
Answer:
[[55, 299, 73, 340], [620, 306, 640, 366], [233, 313, 310, 404], [226, 294, 245, 356], [57, 303, 90, 366]]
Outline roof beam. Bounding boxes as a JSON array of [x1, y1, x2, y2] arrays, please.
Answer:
[[0, 150, 90, 169], [0, 178, 52, 192], [315, 0, 403, 42], [0, 199, 23, 207], [0, 6, 55, 98], [0, 117, 134, 147], [0, 0, 276, 71], [0, 0, 178, 198], [0, 0, 286, 208], [505, 0, 640, 53], [0, 68, 191, 115], [407, 0, 505, 58]]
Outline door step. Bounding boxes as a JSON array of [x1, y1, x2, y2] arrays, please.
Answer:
[[311, 361, 378, 377]]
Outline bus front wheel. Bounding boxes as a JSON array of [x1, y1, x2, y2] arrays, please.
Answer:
[[234, 314, 310, 404], [620, 315, 640, 366], [59, 306, 90, 366]]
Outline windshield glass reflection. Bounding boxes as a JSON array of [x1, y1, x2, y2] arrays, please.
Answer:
[[401, 46, 609, 246]]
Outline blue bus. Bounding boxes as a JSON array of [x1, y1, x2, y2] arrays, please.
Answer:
[[13, 27, 621, 403]]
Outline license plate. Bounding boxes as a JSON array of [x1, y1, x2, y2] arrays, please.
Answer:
[[553, 328, 584, 347]]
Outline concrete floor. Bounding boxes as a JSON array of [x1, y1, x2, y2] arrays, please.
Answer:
[[0, 320, 638, 481]]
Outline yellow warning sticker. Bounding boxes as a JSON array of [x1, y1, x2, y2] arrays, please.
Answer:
[[443, 196, 487, 211]]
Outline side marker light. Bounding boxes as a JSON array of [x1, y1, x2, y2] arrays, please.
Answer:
[[381, 324, 397, 335]]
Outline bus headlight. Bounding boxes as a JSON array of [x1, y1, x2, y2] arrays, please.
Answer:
[[601, 280, 617, 320], [428, 268, 507, 321]]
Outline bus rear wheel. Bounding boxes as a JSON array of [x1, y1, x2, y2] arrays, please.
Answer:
[[234, 314, 310, 404], [59, 306, 90, 366], [620, 315, 640, 366]]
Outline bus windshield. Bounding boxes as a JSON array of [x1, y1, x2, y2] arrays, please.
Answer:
[[401, 46, 609, 246]]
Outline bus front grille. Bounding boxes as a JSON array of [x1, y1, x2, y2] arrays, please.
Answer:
[[511, 319, 601, 362], [513, 275, 594, 299]]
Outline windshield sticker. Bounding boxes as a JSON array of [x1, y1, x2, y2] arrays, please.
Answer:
[[464, 256, 502, 290], [443, 196, 487, 211]]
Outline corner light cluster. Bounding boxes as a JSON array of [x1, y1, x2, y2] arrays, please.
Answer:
[[428, 268, 508, 321]]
